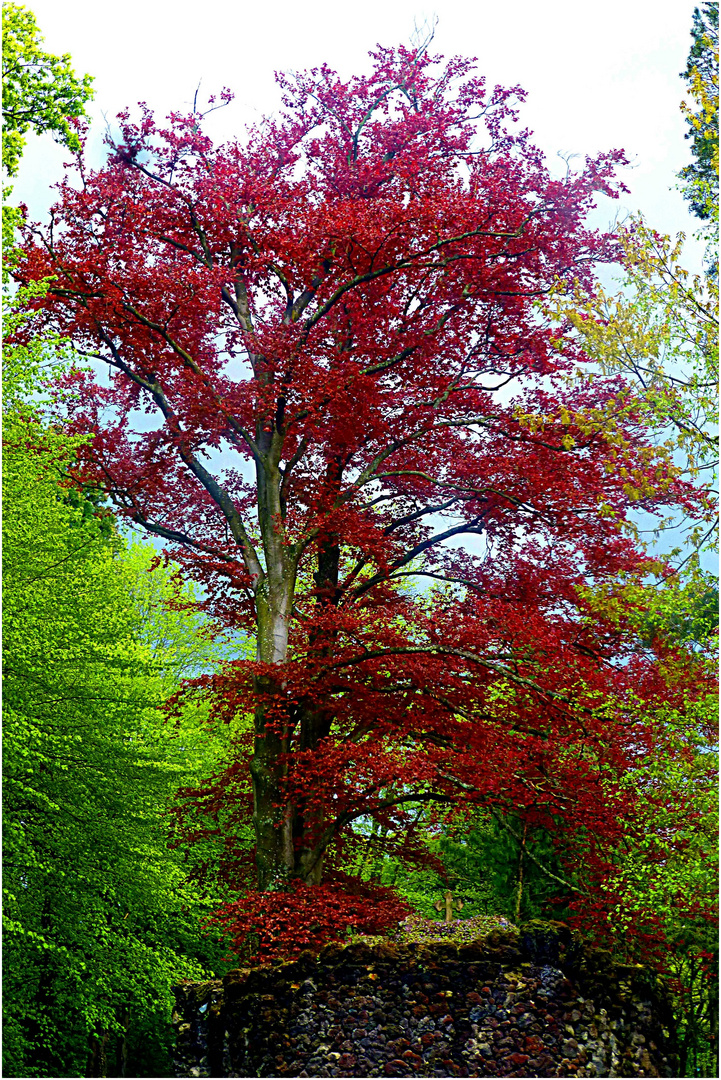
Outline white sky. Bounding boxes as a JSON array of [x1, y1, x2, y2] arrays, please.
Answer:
[[13, 0, 702, 257]]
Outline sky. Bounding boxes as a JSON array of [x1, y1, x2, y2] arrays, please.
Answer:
[[13, 0, 703, 259]]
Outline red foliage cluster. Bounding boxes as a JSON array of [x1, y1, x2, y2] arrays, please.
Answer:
[[208, 879, 412, 963]]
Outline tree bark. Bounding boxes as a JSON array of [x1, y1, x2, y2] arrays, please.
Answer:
[[86, 1029, 109, 1078], [250, 446, 298, 889], [291, 519, 342, 884], [514, 823, 528, 922]]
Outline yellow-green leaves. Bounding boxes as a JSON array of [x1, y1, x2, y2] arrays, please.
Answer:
[[2, 402, 232, 1075], [679, 1, 719, 224], [1, 2, 93, 178], [543, 219, 718, 555]]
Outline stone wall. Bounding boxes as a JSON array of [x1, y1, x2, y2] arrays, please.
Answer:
[[172, 926, 679, 1078]]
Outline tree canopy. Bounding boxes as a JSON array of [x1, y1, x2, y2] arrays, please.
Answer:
[[545, 218, 718, 559], [2, 288, 234, 1075], [1, 1, 93, 178], [679, 1, 719, 223], [14, 41, 713, 962]]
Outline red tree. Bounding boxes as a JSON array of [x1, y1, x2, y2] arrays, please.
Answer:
[[16, 44, 709, 951]]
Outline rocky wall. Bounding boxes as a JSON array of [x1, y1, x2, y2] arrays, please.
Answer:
[[172, 926, 679, 1078]]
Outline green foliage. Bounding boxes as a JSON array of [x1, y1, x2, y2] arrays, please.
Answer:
[[356, 807, 576, 927], [572, 566, 718, 1078], [609, 718, 718, 1078], [679, 2, 719, 223], [434, 814, 576, 924], [636, 564, 719, 648], [608, 601, 718, 1079], [1, 1, 93, 177], [2, 279, 80, 406], [2, 303, 235, 1074], [545, 219, 718, 559], [2, 2, 93, 263]]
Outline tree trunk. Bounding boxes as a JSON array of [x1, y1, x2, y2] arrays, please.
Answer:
[[514, 823, 528, 922], [251, 449, 297, 890], [292, 701, 334, 884], [251, 599, 295, 890], [86, 1029, 109, 1078], [115, 1008, 130, 1078], [250, 449, 343, 889], [291, 525, 342, 884]]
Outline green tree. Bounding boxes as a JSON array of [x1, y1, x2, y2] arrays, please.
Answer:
[[578, 567, 718, 1078], [606, 677, 718, 1077], [353, 801, 577, 926], [679, 1, 719, 223], [544, 4, 719, 563], [2, 295, 234, 1077], [2, 2, 93, 258], [421, 813, 576, 923], [545, 218, 718, 560], [1, 2, 93, 177], [1, 25, 233, 1071]]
